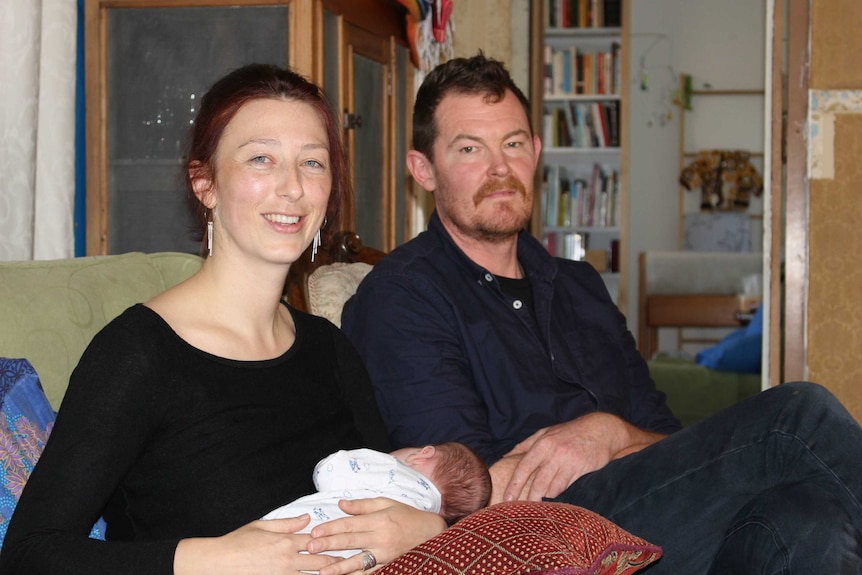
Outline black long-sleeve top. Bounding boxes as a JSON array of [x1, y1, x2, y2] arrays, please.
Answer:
[[0, 304, 390, 574]]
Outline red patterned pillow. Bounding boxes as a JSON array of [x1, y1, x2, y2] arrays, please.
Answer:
[[377, 501, 661, 575]]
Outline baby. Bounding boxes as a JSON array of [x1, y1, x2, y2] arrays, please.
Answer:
[[262, 443, 491, 558]]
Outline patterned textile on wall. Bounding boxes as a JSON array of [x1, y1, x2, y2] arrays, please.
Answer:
[[679, 150, 763, 211], [397, 0, 454, 72]]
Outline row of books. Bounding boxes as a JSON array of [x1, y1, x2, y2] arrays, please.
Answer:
[[544, 0, 622, 29], [542, 163, 620, 229], [543, 43, 621, 97], [543, 101, 619, 149]]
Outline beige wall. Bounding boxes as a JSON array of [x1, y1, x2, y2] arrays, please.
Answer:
[[807, 0, 862, 420], [451, 1, 512, 62]]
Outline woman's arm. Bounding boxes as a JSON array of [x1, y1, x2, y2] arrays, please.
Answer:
[[175, 517, 342, 575], [0, 317, 177, 572]]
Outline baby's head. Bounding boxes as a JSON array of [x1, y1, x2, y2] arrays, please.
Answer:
[[392, 442, 491, 524]]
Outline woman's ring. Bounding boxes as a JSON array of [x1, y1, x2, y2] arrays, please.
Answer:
[[361, 551, 377, 570]]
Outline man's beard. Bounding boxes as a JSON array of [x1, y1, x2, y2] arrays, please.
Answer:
[[465, 174, 533, 242]]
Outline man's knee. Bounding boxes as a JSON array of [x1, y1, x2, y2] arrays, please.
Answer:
[[707, 482, 862, 575]]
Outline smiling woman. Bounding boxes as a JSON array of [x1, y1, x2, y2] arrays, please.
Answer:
[[0, 64, 446, 575]]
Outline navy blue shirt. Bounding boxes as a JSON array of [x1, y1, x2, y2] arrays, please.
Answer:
[[342, 212, 680, 465]]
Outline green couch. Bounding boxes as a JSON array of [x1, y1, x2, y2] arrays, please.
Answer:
[[0, 252, 202, 410], [0, 252, 665, 573], [1, 250, 756, 427]]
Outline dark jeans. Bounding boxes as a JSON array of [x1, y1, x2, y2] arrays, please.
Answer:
[[553, 382, 862, 574]]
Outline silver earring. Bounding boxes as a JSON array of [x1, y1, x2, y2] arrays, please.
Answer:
[[311, 229, 321, 262], [207, 220, 213, 257]]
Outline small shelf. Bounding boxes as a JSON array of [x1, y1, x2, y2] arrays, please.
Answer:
[[544, 93, 621, 102], [690, 89, 764, 96], [683, 151, 764, 158], [545, 27, 622, 37], [676, 74, 766, 250], [544, 146, 621, 155], [544, 226, 620, 234]]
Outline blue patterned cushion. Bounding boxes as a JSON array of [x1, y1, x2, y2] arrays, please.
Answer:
[[0, 358, 105, 544]]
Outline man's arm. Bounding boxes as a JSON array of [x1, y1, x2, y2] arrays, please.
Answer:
[[342, 275, 497, 460], [491, 412, 667, 503]]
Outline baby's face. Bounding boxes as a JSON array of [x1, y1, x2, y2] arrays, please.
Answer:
[[391, 446, 439, 482]]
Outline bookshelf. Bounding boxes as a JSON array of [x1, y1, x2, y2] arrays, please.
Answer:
[[530, 0, 629, 307]]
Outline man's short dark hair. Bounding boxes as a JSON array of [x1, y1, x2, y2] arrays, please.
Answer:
[[412, 52, 533, 162]]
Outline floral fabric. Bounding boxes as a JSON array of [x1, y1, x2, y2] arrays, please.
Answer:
[[0, 358, 105, 545]]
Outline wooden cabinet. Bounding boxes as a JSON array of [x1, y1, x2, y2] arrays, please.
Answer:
[[529, 0, 629, 309], [84, 0, 412, 256]]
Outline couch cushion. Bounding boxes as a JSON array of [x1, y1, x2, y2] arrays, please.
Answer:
[[307, 262, 373, 327], [0, 252, 201, 409], [377, 501, 661, 575]]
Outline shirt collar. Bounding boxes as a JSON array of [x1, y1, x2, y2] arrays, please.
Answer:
[[427, 210, 559, 284]]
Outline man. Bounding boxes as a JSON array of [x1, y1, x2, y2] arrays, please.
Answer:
[[342, 53, 862, 572]]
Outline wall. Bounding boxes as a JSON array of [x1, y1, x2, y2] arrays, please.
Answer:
[[450, 0, 530, 95], [627, 0, 767, 334], [807, 0, 862, 419]]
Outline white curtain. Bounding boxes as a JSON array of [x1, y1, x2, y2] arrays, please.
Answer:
[[0, 0, 78, 261]]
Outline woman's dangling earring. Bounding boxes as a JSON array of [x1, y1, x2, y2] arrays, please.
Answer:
[[311, 218, 327, 262], [311, 229, 321, 262], [207, 220, 214, 257]]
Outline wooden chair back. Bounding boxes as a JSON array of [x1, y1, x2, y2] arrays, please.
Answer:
[[285, 231, 386, 312]]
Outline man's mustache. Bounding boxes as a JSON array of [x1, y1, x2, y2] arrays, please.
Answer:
[[473, 175, 528, 206]]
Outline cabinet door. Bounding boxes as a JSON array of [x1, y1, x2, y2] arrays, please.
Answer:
[[86, 2, 291, 255], [340, 22, 399, 252]]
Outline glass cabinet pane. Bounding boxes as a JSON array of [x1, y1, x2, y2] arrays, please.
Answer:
[[352, 53, 385, 251], [106, 6, 289, 254]]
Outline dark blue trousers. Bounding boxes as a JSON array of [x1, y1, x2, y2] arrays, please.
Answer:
[[553, 382, 862, 573]]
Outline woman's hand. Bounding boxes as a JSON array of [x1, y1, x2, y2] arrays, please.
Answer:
[[174, 515, 340, 575], [309, 498, 447, 575]]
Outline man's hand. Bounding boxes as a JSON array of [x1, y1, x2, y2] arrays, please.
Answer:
[[492, 412, 667, 502], [488, 455, 526, 505]]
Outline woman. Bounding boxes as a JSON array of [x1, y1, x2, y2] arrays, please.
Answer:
[[0, 64, 445, 575]]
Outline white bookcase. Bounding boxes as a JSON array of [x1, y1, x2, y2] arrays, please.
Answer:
[[531, 0, 628, 306]]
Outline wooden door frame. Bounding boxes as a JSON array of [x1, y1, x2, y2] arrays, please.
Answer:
[[340, 21, 397, 250], [769, 0, 809, 385]]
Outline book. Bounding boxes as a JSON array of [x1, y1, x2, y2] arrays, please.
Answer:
[[603, 101, 619, 147], [591, 102, 608, 147], [561, 48, 573, 94], [544, 165, 563, 227], [562, 103, 578, 147], [552, 49, 565, 95], [603, 0, 621, 27]]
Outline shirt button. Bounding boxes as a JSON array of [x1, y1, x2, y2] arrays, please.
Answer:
[[513, 300, 523, 310], [484, 273, 493, 282]]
